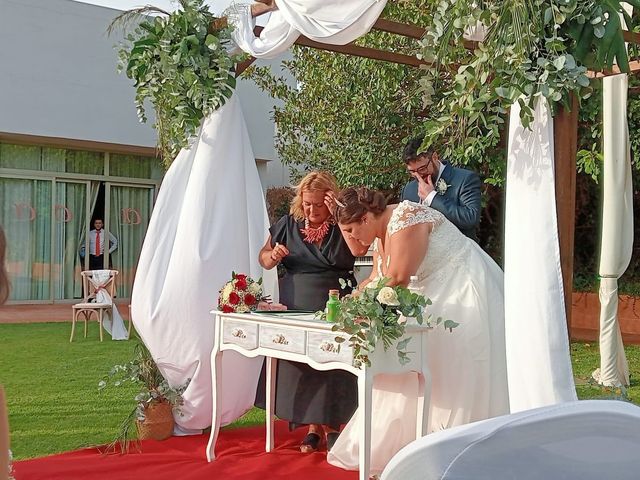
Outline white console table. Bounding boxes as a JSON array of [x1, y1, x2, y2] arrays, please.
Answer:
[[206, 311, 431, 480]]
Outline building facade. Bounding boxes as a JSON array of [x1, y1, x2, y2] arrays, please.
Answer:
[[0, 0, 290, 302]]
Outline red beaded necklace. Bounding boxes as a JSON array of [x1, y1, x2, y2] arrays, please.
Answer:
[[301, 219, 330, 244]]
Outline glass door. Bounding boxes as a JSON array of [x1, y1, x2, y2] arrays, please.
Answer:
[[105, 183, 155, 298], [0, 176, 52, 301], [52, 180, 91, 300]]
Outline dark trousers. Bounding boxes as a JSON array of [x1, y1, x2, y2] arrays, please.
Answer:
[[89, 254, 105, 270]]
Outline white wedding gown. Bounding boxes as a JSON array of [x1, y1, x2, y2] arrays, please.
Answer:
[[328, 201, 510, 474]]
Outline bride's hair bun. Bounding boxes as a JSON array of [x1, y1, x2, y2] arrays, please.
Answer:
[[356, 188, 386, 215], [335, 187, 387, 224]]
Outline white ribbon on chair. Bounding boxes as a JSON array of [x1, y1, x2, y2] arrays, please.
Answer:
[[90, 270, 128, 341]]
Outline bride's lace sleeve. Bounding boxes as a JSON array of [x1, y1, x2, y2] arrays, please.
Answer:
[[388, 201, 445, 236]]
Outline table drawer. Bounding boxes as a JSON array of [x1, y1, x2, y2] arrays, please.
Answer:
[[307, 331, 353, 365], [259, 324, 306, 354], [222, 319, 259, 350]]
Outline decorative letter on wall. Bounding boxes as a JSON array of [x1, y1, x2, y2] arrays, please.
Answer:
[[14, 203, 36, 221], [121, 208, 142, 225], [54, 204, 73, 223]]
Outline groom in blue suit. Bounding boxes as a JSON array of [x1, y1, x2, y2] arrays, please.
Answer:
[[400, 137, 482, 240]]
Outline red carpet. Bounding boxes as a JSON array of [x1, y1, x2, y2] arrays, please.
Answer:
[[14, 422, 359, 480]]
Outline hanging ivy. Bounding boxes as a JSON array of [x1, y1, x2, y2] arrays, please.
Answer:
[[111, 0, 243, 163], [417, 0, 640, 184]]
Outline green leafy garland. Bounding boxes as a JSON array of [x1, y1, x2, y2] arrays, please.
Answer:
[[417, 0, 640, 181], [246, 0, 434, 190], [321, 278, 457, 368], [112, 0, 243, 163]]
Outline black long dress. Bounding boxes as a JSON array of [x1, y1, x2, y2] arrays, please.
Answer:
[[255, 215, 358, 428]]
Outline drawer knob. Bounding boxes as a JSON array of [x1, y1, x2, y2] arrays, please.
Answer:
[[272, 333, 289, 345], [231, 328, 246, 339]]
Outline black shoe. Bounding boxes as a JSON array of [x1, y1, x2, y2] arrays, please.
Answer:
[[326, 432, 339, 451], [300, 432, 321, 453]]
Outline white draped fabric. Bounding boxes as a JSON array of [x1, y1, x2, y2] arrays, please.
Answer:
[[381, 400, 640, 480], [504, 97, 576, 412], [131, 94, 277, 430], [227, 0, 387, 59], [90, 269, 128, 341], [593, 74, 633, 387]]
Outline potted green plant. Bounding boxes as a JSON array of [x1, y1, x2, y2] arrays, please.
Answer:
[[99, 341, 190, 451]]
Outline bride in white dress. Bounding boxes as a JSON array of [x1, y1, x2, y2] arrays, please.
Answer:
[[327, 187, 509, 474]]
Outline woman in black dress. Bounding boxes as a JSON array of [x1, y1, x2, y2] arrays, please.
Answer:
[[257, 171, 368, 453]]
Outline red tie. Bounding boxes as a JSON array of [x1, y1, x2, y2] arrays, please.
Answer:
[[95, 231, 101, 256]]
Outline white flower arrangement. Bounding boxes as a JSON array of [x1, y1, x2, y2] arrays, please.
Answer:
[[376, 286, 400, 306]]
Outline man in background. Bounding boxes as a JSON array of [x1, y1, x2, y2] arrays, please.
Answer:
[[79, 218, 118, 270], [400, 137, 482, 241]]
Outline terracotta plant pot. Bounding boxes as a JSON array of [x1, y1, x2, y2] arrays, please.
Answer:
[[136, 401, 174, 441]]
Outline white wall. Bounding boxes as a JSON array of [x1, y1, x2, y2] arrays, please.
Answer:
[[237, 57, 295, 190], [0, 0, 294, 189], [0, 0, 156, 147]]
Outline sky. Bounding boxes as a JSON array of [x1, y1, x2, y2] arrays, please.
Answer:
[[73, 0, 234, 15]]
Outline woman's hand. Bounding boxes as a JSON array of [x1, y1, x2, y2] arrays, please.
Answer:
[[324, 191, 337, 216], [270, 242, 290, 263], [251, 0, 277, 17]]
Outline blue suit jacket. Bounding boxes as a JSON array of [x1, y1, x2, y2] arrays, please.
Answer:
[[400, 163, 482, 240]]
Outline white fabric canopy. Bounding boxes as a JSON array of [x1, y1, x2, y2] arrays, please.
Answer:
[[381, 400, 640, 480], [593, 74, 633, 387], [504, 97, 577, 412], [131, 94, 276, 430], [227, 0, 387, 59]]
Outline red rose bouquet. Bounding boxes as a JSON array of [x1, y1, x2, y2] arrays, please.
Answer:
[[218, 272, 265, 313]]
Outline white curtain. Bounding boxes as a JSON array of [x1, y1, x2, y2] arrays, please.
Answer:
[[131, 94, 277, 430], [504, 97, 577, 412], [227, 0, 387, 58], [593, 74, 633, 387]]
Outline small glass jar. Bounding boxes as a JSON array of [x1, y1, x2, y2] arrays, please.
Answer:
[[326, 289, 341, 322]]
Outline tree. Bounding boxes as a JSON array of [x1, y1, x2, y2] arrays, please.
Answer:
[[247, 1, 436, 192]]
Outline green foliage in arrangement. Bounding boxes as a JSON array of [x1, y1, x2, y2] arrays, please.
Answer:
[[417, 0, 640, 184], [247, 1, 435, 191], [97, 341, 189, 452], [111, 0, 242, 163], [321, 277, 456, 368]]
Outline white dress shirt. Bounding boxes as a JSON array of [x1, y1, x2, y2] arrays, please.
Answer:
[[80, 229, 118, 256]]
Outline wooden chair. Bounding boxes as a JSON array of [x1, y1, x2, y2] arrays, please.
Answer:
[[70, 270, 118, 342]]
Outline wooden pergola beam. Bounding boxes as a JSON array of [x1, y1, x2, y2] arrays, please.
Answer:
[[371, 18, 425, 39], [236, 25, 429, 77], [295, 35, 427, 67], [588, 60, 640, 78]]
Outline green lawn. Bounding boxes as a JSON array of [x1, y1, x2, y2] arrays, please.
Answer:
[[1, 322, 638, 460]]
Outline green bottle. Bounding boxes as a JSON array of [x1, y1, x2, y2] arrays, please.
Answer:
[[326, 289, 341, 322]]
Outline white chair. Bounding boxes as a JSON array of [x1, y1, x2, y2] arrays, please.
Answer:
[[70, 270, 118, 342], [382, 400, 640, 480]]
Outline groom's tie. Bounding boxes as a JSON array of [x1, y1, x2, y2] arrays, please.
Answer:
[[95, 231, 101, 256]]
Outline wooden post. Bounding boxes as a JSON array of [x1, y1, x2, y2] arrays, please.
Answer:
[[553, 95, 579, 339]]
